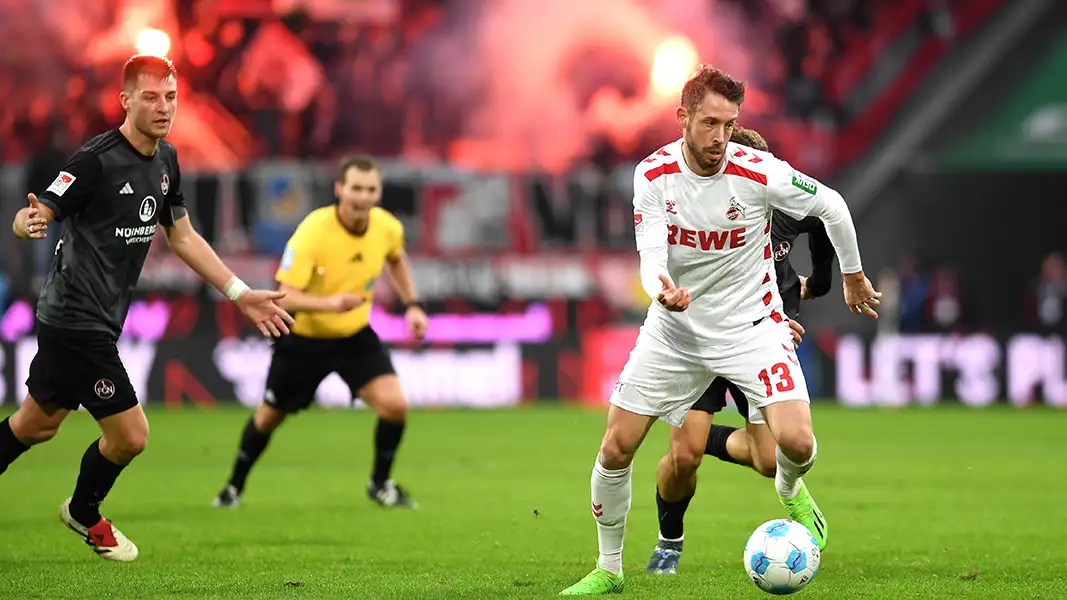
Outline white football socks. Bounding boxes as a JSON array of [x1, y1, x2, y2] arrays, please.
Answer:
[[591, 455, 632, 575], [775, 435, 818, 501]]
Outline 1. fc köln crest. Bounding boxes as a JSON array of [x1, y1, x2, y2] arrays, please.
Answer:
[[726, 197, 746, 221], [160, 174, 170, 195]]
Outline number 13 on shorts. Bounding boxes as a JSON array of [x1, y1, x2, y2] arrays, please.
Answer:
[[758, 362, 796, 396], [718, 329, 810, 425]]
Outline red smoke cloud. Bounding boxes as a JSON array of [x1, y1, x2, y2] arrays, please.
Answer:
[[412, 0, 767, 172]]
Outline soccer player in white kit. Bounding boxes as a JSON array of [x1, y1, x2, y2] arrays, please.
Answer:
[[560, 66, 881, 595]]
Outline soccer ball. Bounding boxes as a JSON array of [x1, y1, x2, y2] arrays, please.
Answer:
[[743, 519, 821, 595]]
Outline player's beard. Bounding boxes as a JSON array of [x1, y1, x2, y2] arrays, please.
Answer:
[[684, 129, 724, 174]]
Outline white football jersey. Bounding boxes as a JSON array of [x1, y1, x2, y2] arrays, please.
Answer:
[[633, 138, 843, 355]]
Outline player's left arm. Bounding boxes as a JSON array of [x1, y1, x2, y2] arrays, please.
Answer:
[[382, 221, 428, 339], [765, 163, 880, 318], [801, 218, 835, 299], [159, 151, 294, 337]]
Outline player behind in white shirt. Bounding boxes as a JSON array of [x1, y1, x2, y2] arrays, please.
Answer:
[[560, 65, 881, 596]]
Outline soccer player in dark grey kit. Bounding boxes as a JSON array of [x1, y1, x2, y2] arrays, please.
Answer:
[[1, 54, 294, 562]]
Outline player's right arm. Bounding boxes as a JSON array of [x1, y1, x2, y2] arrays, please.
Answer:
[[12, 151, 101, 239], [274, 222, 363, 314], [633, 166, 689, 311]]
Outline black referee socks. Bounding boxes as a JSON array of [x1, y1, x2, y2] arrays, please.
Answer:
[[228, 417, 273, 493], [372, 419, 405, 487]]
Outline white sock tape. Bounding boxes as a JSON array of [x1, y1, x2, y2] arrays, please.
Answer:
[[224, 276, 249, 302]]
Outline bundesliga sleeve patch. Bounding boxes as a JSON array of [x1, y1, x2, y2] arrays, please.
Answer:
[[280, 245, 295, 270], [46, 171, 76, 197], [634, 213, 643, 227], [791, 171, 818, 196]]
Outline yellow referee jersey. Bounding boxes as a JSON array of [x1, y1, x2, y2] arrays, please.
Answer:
[[275, 206, 405, 338]]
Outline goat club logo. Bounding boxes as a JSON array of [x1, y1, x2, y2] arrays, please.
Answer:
[[94, 379, 116, 400]]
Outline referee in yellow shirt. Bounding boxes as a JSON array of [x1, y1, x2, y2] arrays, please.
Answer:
[[214, 156, 428, 509]]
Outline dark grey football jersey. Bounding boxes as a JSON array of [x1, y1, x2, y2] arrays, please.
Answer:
[[771, 212, 836, 319], [35, 129, 188, 338]]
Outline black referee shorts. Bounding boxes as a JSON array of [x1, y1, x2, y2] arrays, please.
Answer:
[[264, 326, 396, 414], [691, 287, 801, 419], [26, 323, 139, 420]]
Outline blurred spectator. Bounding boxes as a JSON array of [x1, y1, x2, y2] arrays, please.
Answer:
[[897, 256, 930, 333], [924, 265, 965, 333], [24, 124, 70, 278], [1026, 252, 1067, 334], [875, 266, 901, 335], [924, 0, 956, 40], [25, 124, 69, 198], [0, 270, 9, 314]]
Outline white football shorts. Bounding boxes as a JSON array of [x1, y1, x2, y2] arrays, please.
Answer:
[[609, 318, 811, 427]]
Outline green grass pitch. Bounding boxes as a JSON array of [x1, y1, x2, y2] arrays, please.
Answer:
[[0, 402, 1064, 599]]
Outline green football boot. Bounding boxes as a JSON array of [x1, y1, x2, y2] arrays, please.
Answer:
[[559, 566, 624, 595], [781, 480, 828, 550]]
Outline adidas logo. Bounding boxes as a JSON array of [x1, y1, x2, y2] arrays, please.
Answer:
[[119, 182, 133, 195]]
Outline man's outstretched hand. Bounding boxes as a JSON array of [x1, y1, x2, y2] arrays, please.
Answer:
[[842, 272, 882, 319], [236, 289, 296, 337], [12, 194, 49, 240]]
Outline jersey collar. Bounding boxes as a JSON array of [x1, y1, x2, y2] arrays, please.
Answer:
[[115, 128, 157, 162]]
